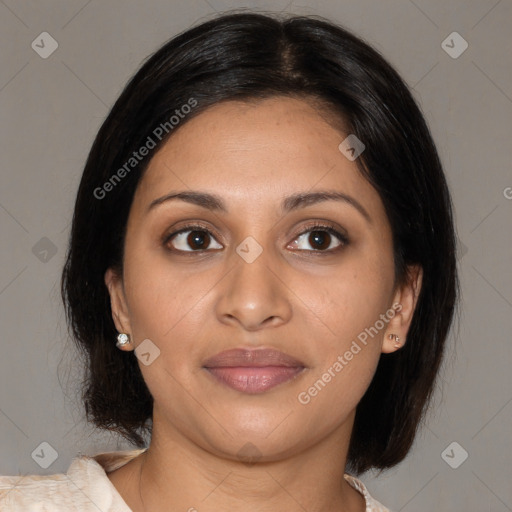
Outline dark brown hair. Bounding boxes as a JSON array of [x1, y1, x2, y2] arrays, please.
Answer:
[[61, 12, 458, 474]]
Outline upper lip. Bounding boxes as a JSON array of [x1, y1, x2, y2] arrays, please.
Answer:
[[203, 348, 305, 368]]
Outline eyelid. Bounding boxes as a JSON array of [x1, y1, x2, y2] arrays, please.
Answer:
[[162, 221, 223, 248]]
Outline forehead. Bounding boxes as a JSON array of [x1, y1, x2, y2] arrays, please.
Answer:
[[133, 96, 381, 216]]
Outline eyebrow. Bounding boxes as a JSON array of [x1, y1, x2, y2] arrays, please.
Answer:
[[147, 190, 371, 223]]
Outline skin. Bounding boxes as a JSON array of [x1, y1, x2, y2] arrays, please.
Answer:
[[104, 96, 422, 512]]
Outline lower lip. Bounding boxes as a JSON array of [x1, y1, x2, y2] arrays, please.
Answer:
[[204, 366, 304, 393]]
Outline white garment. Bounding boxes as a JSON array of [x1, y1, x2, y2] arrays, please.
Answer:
[[0, 449, 391, 511]]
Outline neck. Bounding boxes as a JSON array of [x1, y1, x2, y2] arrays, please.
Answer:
[[110, 412, 365, 512]]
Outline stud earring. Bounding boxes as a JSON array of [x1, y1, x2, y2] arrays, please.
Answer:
[[388, 333, 401, 349], [116, 333, 131, 349]]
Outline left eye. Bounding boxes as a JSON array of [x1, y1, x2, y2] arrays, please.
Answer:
[[290, 228, 346, 251]]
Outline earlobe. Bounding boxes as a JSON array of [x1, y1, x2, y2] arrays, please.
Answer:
[[104, 267, 132, 337], [382, 327, 404, 354], [387, 333, 402, 349], [382, 265, 423, 354]]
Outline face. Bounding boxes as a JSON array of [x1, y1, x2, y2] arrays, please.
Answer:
[[106, 96, 420, 462]]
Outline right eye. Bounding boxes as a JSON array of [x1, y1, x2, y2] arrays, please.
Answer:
[[164, 226, 223, 252]]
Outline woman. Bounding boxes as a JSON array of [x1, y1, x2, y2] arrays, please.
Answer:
[[0, 12, 458, 512]]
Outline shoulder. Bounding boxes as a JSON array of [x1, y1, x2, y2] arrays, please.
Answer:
[[0, 471, 85, 511], [0, 449, 145, 511], [344, 474, 393, 512]]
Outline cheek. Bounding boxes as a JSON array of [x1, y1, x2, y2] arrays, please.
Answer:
[[291, 245, 394, 401], [293, 281, 391, 426], [122, 244, 220, 349], [295, 248, 394, 344]]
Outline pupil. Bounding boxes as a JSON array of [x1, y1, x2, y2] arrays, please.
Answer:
[[188, 230, 209, 249], [310, 231, 330, 250]]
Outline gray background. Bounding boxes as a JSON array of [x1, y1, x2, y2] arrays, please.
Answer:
[[1, 1, 511, 511]]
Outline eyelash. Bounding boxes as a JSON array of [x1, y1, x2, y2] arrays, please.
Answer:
[[163, 221, 349, 254]]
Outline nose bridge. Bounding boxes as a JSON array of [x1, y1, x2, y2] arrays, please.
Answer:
[[215, 240, 292, 329]]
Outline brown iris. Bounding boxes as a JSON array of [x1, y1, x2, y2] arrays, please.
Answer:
[[187, 230, 211, 250], [309, 230, 331, 250]]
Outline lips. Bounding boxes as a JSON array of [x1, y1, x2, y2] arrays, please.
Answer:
[[203, 348, 306, 394]]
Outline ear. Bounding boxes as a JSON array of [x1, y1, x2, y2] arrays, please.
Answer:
[[382, 264, 423, 354], [104, 267, 133, 349]]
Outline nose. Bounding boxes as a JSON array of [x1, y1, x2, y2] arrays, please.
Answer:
[[215, 249, 293, 332]]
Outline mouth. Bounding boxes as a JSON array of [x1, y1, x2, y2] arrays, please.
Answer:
[[202, 348, 306, 394]]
